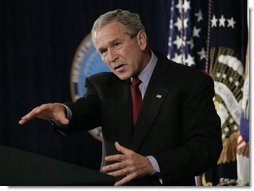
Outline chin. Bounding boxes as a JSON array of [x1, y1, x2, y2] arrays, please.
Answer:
[[115, 73, 132, 80]]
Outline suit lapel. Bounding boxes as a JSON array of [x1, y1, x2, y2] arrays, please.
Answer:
[[130, 59, 171, 151], [106, 78, 133, 148]]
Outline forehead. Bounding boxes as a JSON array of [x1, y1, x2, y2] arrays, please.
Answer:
[[93, 21, 127, 46]]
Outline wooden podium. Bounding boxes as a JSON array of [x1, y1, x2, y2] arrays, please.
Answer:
[[0, 145, 114, 186]]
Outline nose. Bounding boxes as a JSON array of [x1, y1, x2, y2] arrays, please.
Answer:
[[107, 48, 117, 63]]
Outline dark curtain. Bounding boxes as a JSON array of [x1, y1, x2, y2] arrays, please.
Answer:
[[0, 0, 169, 170]]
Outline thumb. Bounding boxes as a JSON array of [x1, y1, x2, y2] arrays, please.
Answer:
[[53, 104, 70, 125], [59, 117, 69, 125], [55, 114, 69, 125]]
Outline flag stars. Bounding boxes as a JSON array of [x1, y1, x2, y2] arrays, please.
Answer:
[[172, 53, 183, 64], [183, 0, 191, 12], [175, 0, 191, 13], [185, 54, 195, 66], [216, 72, 221, 78], [173, 35, 184, 49], [174, 18, 183, 30], [195, 10, 203, 22], [193, 26, 201, 37], [211, 15, 236, 29], [222, 74, 227, 79], [227, 17, 236, 28], [211, 15, 218, 27], [235, 81, 240, 87], [229, 77, 234, 82], [174, 17, 189, 30], [197, 48, 206, 60], [167, 1, 207, 68], [175, 1, 183, 12], [187, 39, 194, 49], [219, 15, 226, 27], [183, 18, 189, 28]]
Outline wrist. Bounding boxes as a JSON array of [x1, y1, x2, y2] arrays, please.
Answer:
[[146, 155, 160, 175]]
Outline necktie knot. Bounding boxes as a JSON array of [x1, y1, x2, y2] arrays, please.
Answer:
[[132, 77, 141, 87]]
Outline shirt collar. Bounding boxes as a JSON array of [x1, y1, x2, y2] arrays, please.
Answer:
[[137, 51, 158, 86]]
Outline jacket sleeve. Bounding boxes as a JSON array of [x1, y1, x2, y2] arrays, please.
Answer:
[[54, 77, 101, 135]]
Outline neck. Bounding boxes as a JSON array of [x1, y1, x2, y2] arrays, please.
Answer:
[[139, 50, 151, 72]]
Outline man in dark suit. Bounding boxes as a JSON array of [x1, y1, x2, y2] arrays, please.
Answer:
[[19, 9, 222, 186]]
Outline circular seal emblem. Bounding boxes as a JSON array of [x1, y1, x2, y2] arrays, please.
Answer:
[[70, 33, 111, 141]]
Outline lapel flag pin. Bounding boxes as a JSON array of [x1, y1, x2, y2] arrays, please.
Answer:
[[156, 94, 162, 99]]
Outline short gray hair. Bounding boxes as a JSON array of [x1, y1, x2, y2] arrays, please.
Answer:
[[92, 9, 145, 41]]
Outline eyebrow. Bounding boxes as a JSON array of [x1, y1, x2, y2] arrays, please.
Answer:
[[98, 38, 121, 53], [109, 39, 121, 46]]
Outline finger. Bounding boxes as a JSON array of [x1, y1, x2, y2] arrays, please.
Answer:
[[114, 173, 136, 186], [19, 117, 31, 125], [107, 168, 127, 177], [19, 117, 29, 125], [18, 107, 41, 125], [104, 154, 126, 162], [58, 117, 69, 125], [102, 161, 125, 172], [19, 115, 30, 125], [115, 141, 132, 155], [54, 114, 69, 125], [19, 103, 68, 125]]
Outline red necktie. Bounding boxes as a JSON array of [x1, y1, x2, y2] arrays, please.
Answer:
[[130, 77, 142, 127]]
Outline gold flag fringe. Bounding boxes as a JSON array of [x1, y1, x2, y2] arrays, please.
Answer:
[[217, 132, 238, 164]]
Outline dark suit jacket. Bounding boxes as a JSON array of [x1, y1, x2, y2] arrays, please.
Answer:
[[60, 54, 222, 186]]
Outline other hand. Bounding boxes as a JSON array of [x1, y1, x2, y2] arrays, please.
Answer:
[[101, 142, 154, 186], [19, 103, 69, 125]]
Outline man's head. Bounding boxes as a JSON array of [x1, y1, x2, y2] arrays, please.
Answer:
[[92, 9, 145, 39], [92, 9, 150, 80]]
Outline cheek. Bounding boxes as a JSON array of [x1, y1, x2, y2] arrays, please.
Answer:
[[102, 60, 112, 69]]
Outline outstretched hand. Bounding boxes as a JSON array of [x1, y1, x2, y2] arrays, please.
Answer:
[[101, 142, 154, 186], [19, 103, 69, 125]]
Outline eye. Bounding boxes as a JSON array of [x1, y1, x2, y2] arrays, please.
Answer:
[[113, 42, 121, 48], [100, 48, 107, 56]]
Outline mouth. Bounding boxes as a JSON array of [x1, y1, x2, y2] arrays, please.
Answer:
[[114, 64, 125, 72]]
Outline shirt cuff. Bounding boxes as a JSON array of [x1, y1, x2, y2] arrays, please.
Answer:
[[146, 155, 160, 175], [58, 103, 72, 119]]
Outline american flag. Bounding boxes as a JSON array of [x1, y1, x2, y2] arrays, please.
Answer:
[[167, 0, 208, 72], [167, 0, 248, 186]]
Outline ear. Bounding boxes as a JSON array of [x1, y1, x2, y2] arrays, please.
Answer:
[[136, 30, 147, 50]]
